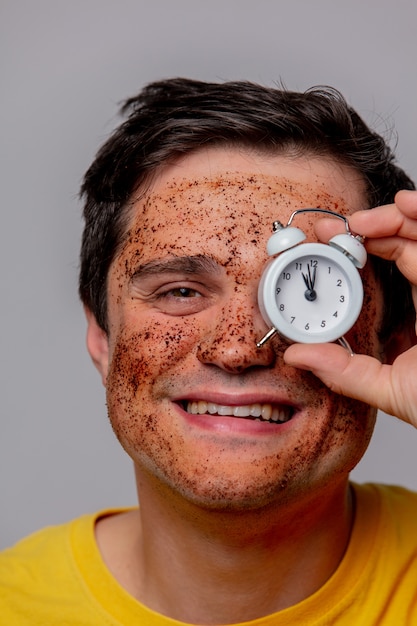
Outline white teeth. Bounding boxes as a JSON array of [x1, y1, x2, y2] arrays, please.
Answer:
[[250, 403, 262, 417], [271, 407, 287, 422], [261, 404, 272, 420], [185, 401, 292, 423], [218, 405, 233, 416], [271, 408, 280, 422], [233, 405, 251, 417]]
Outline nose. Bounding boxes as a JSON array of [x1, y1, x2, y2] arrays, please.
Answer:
[[196, 295, 276, 373]]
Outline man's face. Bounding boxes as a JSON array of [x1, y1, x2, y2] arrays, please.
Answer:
[[89, 147, 382, 511]]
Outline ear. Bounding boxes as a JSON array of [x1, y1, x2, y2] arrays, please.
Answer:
[[85, 307, 109, 386]]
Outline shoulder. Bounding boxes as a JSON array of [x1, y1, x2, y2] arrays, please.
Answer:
[[353, 482, 417, 512], [0, 510, 123, 624], [345, 483, 417, 620], [0, 508, 132, 576], [0, 513, 94, 596], [1, 512, 93, 564], [1, 518, 74, 572], [353, 482, 417, 545]]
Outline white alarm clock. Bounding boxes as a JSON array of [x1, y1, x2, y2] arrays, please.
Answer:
[[257, 209, 367, 347]]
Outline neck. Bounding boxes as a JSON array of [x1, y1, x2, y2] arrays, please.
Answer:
[[96, 470, 354, 624]]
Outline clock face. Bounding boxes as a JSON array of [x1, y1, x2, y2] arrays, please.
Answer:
[[258, 243, 363, 343]]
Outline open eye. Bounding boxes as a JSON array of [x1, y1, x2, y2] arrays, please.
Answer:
[[149, 282, 211, 316], [168, 287, 201, 298], [128, 256, 223, 317]]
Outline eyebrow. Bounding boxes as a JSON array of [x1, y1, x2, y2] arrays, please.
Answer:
[[131, 255, 222, 281]]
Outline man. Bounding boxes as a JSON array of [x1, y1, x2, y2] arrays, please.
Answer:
[[1, 78, 417, 624]]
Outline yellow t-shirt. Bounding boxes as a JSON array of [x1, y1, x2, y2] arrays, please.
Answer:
[[1, 483, 417, 625]]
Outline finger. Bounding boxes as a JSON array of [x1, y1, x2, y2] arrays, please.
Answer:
[[315, 190, 417, 243], [394, 189, 417, 219], [349, 190, 417, 238], [349, 206, 417, 241], [284, 342, 393, 411], [315, 207, 407, 242]]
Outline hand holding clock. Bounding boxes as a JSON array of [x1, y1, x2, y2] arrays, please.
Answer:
[[284, 190, 417, 428]]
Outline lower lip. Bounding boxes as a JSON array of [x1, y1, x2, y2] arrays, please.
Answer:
[[178, 405, 294, 436]]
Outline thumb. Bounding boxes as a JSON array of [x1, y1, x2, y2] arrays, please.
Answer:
[[284, 343, 392, 410]]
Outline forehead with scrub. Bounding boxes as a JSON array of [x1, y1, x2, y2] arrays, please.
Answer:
[[116, 149, 366, 279]]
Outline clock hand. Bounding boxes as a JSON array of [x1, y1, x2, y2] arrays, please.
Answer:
[[302, 271, 311, 290], [302, 265, 317, 302], [309, 264, 316, 290]]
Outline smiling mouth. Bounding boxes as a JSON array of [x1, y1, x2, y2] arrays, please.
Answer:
[[184, 401, 294, 424]]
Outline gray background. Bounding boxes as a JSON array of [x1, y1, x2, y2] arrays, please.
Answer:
[[1, 0, 417, 550]]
